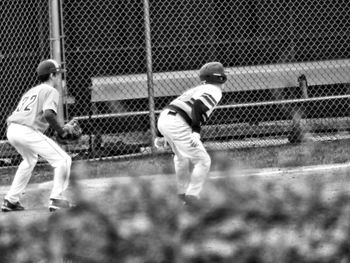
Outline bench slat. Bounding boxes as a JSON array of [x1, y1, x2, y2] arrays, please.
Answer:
[[90, 59, 350, 102]]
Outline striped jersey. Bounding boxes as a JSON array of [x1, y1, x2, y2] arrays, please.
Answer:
[[7, 83, 59, 133], [169, 83, 222, 123]]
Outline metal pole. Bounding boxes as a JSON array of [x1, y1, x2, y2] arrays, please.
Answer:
[[143, 0, 156, 151], [49, 0, 64, 125], [59, 0, 69, 120]]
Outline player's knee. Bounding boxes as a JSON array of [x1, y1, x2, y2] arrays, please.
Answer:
[[21, 158, 37, 170], [54, 154, 71, 169], [63, 155, 72, 168], [202, 154, 211, 170], [20, 154, 38, 168], [195, 153, 211, 170]]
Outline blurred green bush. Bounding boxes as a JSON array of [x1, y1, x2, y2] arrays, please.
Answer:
[[1, 173, 350, 263]]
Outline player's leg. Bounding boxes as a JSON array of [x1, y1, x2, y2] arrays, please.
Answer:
[[158, 110, 210, 198], [5, 124, 39, 204], [5, 149, 38, 204], [171, 134, 211, 198], [158, 110, 191, 198], [32, 134, 72, 200], [185, 144, 211, 197], [160, 136, 191, 199], [173, 151, 191, 197], [161, 116, 211, 198]]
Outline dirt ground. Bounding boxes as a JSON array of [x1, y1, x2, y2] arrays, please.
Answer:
[[0, 136, 350, 224], [1, 136, 350, 186], [1, 160, 350, 225]]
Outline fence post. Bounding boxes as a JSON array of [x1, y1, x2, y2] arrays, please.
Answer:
[[49, 0, 64, 125], [143, 0, 157, 152], [298, 74, 309, 99]]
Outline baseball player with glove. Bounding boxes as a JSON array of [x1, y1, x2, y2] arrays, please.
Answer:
[[155, 62, 227, 207], [1, 59, 81, 212]]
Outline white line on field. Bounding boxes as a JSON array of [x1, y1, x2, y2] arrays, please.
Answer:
[[210, 162, 350, 179], [30, 162, 350, 191]]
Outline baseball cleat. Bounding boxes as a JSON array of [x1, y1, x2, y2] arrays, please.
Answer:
[[178, 194, 186, 202], [183, 195, 201, 208], [49, 198, 71, 212], [1, 199, 25, 212]]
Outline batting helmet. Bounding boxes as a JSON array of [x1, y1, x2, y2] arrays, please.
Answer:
[[37, 59, 62, 77], [199, 62, 227, 84]]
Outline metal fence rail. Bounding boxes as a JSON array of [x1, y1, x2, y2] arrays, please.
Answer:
[[0, 0, 349, 165]]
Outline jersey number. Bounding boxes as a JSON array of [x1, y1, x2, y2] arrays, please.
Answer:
[[16, 95, 37, 112]]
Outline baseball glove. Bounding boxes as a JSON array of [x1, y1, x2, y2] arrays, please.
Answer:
[[56, 119, 82, 144]]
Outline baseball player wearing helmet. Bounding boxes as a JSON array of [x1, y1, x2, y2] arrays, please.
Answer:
[[155, 62, 227, 207], [1, 59, 73, 212]]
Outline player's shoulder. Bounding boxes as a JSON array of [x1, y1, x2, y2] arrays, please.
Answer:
[[36, 83, 56, 90], [197, 83, 222, 94], [35, 83, 58, 95], [197, 83, 222, 89]]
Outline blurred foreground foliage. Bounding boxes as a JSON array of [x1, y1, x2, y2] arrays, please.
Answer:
[[1, 172, 350, 263]]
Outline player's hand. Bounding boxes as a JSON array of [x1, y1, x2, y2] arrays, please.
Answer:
[[154, 137, 168, 149], [190, 132, 201, 147], [56, 119, 82, 145], [58, 128, 68, 139]]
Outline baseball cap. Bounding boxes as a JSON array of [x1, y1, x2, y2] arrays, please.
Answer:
[[37, 59, 62, 76], [199, 62, 225, 76], [199, 62, 227, 84]]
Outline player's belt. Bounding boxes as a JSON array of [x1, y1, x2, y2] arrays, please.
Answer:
[[166, 104, 192, 126]]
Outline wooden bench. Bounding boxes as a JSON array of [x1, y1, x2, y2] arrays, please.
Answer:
[[74, 59, 349, 145], [89, 59, 350, 103]]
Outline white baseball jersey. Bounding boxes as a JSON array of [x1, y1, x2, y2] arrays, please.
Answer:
[[7, 83, 59, 133], [5, 83, 70, 204], [157, 83, 222, 197], [169, 83, 222, 122]]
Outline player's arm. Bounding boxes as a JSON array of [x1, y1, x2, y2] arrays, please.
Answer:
[[155, 126, 163, 137], [191, 100, 209, 133], [43, 109, 67, 137], [189, 100, 208, 147], [42, 88, 68, 137]]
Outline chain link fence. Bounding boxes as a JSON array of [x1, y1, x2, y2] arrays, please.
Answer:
[[1, 0, 349, 165], [0, 0, 51, 166]]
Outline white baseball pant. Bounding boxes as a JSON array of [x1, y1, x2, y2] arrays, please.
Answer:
[[5, 123, 71, 203], [157, 109, 211, 197]]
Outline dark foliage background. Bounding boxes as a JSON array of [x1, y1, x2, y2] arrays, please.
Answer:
[[1, 169, 350, 262]]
